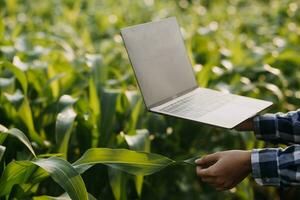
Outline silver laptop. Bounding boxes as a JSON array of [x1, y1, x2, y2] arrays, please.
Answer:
[[121, 17, 272, 129]]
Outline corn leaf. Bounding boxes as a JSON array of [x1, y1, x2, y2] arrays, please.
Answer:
[[0, 17, 3, 39], [86, 54, 105, 85], [0, 126, 36, 157], [124, 129, 150, 196], [0, 61, 28, 94], [86, 54, 104, 147], [0, 145, 6, 162], [125, 99, 142, 135], [182, 156, 201, 167], [88, 77, 101, 147], [4, 89, 24, 107], [0, 77, 14, 90], [73, 148, 175, 176], [19, 97, 44, 145], [0, 124, 8, 133], [0, 160, 37, 196], [56, 95, 77, 159], [33, 192, 97, 200], [0, 124, 8, 144], [0, 157, 89, 200], [108, 168, 127, 200], [99, 89, 119, 146], [32, 157, 88, 200], [3, 90, 44, 146], [124, 130, 150, 152]]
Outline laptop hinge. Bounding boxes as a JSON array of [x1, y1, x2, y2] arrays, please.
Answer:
[[149, 85, 198, 109]]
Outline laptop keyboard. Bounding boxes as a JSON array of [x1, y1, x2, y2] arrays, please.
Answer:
[[159, 90, 235, 118]]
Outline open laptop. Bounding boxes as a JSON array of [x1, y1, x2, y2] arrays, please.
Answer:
[[121, 17, 272, 129]]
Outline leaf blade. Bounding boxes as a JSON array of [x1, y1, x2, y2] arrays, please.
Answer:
[[1, 127, 36, 157], [32, 157, 88, 200], [0, 160, 36, 196], [0, 61, 28, 94], [0, 145, 6, 162], [73, 148, 175, 176], [56, 95, 77, 159], [124, 130, 150, 196]]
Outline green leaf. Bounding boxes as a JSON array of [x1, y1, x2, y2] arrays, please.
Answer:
[[0, 77, 15, 90], [29, 167, 49, 183], [0, 127, 36, 157], [33, 192, 98, 200], [181, 155, 201, 167], [99, 89, 120, 146], [124, 130, 150, 197], [47, 66, 65, 99], [4, 89, 24, 107], [86, 54, 105, 85], [0, 61, 28, 94], [108, 168, 127, 200], [0, 125, 7, 144], [4, 90, 45, 146], [88, 76, 101, 147], [116, 92, 130, 115], [32, 157, 88, 200], [125, 90, 139, 108], [57, 95, 77, 111], [196, 65, 213, 87], [0, 124, 8, 132], [0, 160, 37, 196], [88, 77, 100, 120], [56, 95, 77, 159], [0, 145, 6, 162], [73, 148, 175, 176], [124, 130, 150, 152], [20, 97, 44, 145], [125, 99, 142, 135], [0, 16, 3, 39]]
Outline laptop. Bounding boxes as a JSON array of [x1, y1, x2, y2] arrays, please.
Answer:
[[121, 17, 272, 129]]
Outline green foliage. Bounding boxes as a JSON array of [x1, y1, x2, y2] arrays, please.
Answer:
[[55, 95, 77, 159], [0, 160, 36, 196], [32, 157, 89, 200], [0, 0, 300, 199], [0, 145, 5, 162], [73, 148, 175, 176], [3, 128, 36, 156]]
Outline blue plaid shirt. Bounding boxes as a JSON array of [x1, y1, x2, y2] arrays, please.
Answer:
[[252, 109, 300, 187]]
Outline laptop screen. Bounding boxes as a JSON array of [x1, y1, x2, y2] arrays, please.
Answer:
[[121, 17, 197, 108]]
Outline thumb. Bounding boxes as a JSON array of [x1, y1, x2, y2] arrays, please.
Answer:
[[195, 153, 220, 166]]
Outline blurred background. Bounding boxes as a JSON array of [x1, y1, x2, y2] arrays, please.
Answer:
[[0, 0, 300, 199]]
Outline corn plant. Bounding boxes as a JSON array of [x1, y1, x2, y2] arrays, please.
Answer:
[[1, 0, 300, 199]]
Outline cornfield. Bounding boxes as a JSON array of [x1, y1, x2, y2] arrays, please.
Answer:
[[0, 0, 300, 199]]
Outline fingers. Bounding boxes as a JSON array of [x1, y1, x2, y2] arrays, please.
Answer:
[[200, 176, 234, 191], [199, 175, 228, 189], [195, 151, 246, 191], [196, 166, 214, 177], [196, 162, 236, 191], [195, 153, 220, 166], [201, 176, 215, 183]]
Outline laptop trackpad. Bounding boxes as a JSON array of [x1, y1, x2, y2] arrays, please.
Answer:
[[196, 96, 272, 129]]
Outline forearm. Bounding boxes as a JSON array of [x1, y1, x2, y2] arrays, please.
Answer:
[[251, 145, 300, 186]]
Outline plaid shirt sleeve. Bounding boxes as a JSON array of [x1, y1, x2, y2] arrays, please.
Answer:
[[251, 145, 300, 186], [253, 109, 300, 144], [251, 109, 300, 186]]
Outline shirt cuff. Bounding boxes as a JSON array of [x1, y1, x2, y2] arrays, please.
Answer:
[[253, 116, 261, 138], [251, 148, 280, 186], [253, 114, 279, 141]]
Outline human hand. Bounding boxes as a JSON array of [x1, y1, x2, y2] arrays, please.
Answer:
[[195, 150, 251, 190], [234, 117, 254, 131]]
